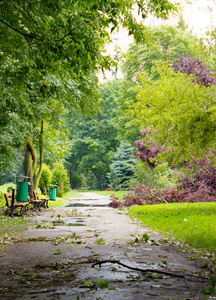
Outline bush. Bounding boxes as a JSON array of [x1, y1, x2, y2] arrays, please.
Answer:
[[129, 162, 156, 188], [134, 129, 165, 168], [38, 164, 52, 195], [174, 54, 216, 87], [71, 173, 83, 189], [109, 184, 216, 208], [52, 161, 71, 197], [180, 157, 216, 193], [130, 162, 180, 190]]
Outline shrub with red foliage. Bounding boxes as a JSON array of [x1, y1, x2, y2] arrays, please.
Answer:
[[174, 54, 216, 87], [134, 129, 165, 168], [109, 184, 216, 208], [178, 155, 216, 195]]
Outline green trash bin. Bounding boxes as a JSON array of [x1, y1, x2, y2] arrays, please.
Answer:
[[49, 185, 57, 200], [17, 176, 31, 202]]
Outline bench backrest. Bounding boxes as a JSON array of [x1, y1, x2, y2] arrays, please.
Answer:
[[33, 190, 40, 200]]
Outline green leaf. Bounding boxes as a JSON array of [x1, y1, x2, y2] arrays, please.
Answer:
[[96, 238, 105, 245]]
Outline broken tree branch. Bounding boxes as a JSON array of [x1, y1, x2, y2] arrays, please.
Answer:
[[92, 260, 185, 278]]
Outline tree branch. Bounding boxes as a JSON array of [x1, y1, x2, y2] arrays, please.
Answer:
[[0, 18, 45, 41], [92, 260, 185, 278]]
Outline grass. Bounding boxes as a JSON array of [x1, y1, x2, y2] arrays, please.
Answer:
[[129, 202, 216, 254], [76, 189, 128, 201], [64, 190, 83, 198], [48, 197, 69, 207], [48, 190, 83, 207], [0, 216, 29, 252]]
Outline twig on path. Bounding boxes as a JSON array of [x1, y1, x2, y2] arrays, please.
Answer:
[[92, 260, 185, 278]]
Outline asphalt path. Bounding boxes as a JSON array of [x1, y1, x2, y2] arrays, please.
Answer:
[[0, 192, 213, 299]]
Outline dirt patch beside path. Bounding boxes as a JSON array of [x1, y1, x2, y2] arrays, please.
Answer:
[[0, 193, 214, 299]]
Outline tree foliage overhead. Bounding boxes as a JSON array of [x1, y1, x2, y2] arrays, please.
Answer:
[[0, 0, 178, 174]]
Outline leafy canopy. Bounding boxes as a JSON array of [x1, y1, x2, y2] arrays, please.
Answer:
[[132, 63, 216, 164], [113, 24, 208, 145], [0, 0, 178, 172]]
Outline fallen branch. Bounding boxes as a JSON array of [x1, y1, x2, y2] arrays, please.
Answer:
[[92, 260, 184, 278], [150, 190, 168, 204]]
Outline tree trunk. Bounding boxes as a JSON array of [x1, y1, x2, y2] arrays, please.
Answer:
[[25, 139, 37, 198], [34, 120, 44, 190]]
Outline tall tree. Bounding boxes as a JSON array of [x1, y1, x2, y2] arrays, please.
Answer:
[[0, 0, 178, 183], [66, 80, 119, 190], [108, 142, 137, 190], [113, 25, 212, 145]]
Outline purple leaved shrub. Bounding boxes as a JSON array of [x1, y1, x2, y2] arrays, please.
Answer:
[[174, 54, 216, 87], [134, 129, 165, 168], [180, 156, 216, 193], [109, 184, 216, 208]]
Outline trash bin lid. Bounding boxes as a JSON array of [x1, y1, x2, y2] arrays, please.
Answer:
[[16, 176, 31, 182]]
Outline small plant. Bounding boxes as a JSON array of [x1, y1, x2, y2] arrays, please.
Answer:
[[0, 191, 4, 206], [84, 281, 94, 287], [7, 186, 13, 193], [54, 248, 62, 255], [97, 278, 110, 288], [142, 234, 149, 243], [97, 238, 105, 244]]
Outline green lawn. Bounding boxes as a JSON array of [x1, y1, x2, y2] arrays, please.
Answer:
[[76, 189, 128, 201], [130, 202, 216, 254], [64, 190, 83, 198]]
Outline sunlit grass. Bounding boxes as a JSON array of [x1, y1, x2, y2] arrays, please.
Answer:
[[48, 197, 68, 207], [64, 190, 83, 197], [76, 189, 128, 200], [130, 202, 216, 254], [48, 190, 83, 207]]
